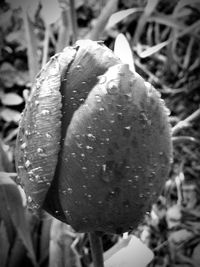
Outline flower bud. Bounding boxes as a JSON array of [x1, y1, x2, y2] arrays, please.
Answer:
[[16, 40, 172, 233]]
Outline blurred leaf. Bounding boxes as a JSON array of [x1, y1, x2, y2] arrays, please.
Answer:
[[0, 62, 29, 87], [0, 108, 21, 123], [173, 0, 200, 15], [8, 235, 29, 267], [106, 8, 143, 29], [1, 93, 24, 106], [41, 0, 61, 25], [0, 139, 13, 172], [49, 219, 82, 267], [6, 30, 27, 49], [144, 0, 160, 17], [148, 15, 184, 29], [0, 10, 12, 32], [139, 40, 170, 58], [0, 172, 37, 266], [22, 11, 39, 82], [6, 0, 39, 20], [0, 221, 10, 267], [39, 214, 52, 265], [114, 33, 135, 72]]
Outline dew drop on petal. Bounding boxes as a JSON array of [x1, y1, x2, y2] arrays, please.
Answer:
[[41, 109, 50, 116], [76, 65, 82, 70], [87, 133, 96, 141], [86, 145, 93, 152], [67, 188, 73, 194], [95, 95, 101, 103], [107, 80, 119, 95], [71, 152, 76, 158], [45, 133, 52, 139]]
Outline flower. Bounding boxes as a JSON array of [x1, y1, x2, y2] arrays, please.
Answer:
[[15, 40, 172, 234]]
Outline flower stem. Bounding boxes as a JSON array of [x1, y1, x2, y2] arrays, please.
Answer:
[[89, 231, 104, 267]]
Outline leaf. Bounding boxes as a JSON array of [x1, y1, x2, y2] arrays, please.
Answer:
[[39, 214, 52, 264], [106, 8, 143, 29], [1, 93, 24, 106], [49, 219, 82, 267], [138, 40, 170, 58], [0, 221, 10, 267], [0, 172, 37, 266], [0, 108, 21, 123], [144, 0, 160, 17], [114, 33, 135, 72], [104, 235, 154, 267], [6, 0, 40, 20], [41, 0, 61, 25]]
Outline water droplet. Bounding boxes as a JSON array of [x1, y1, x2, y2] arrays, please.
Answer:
[[107, 80, 119, 95], [25, 160, 31, 168], [71, 152, 76, 158], [25, 130, 31, 136], [81, 153, 85, 158], [82, 185, 87, 189], [123, 126, 132, 137], [99, 107, 104, 112], [37, 147, 47, 157], [125, 165, 130, 169], [79, 98, 84, 103], [67, 188, 73, 194], [139, 193, 144, 198], [128, 179, 133, 184], [87, 194, 92, 200], [20, 143, 27, 149], [70, 97, 75, 101], [41, 109, 50, 116], [86, 145, 93, 152], [76, 65, 81, 70], [82, 166, 87, 172], [73, 90, 77, 94], [62, 190, 67, 195], [98, 200, 103, 205], [45, 133, 52, 139], [95, 95, 101, 103], [87, 133, 96, 141], [98, 75, 107, 84], [82, 81, 86, 85], [35, 175, 40, 182], [35, 100, 39, 106], [110, 119, 115, 124], [134, 175, 139, 181]]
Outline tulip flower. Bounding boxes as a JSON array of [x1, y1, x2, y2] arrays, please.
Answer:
[[16, 40, 172, 235]]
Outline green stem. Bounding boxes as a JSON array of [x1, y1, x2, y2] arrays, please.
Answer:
[[89, 232, 104, 267]]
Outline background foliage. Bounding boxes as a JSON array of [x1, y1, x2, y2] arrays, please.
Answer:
[[0, 0, 200, 266]]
